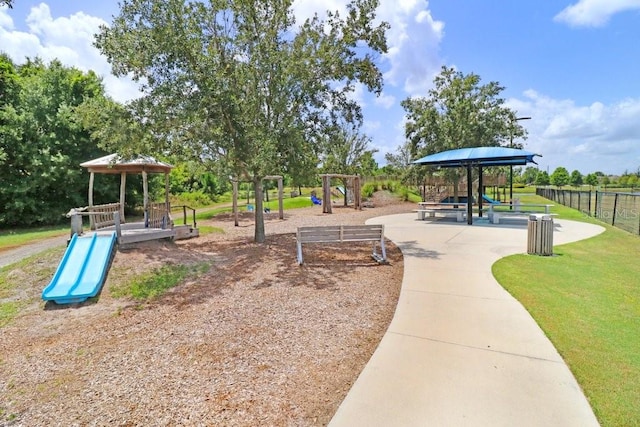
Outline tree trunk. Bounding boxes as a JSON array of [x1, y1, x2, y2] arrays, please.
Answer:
[[253, 178, 266, 243]]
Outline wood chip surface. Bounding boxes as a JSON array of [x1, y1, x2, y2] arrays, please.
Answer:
[[1, 194, 412, 426]]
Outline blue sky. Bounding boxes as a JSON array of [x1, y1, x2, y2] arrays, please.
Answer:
[[2, 0, 640, 175]]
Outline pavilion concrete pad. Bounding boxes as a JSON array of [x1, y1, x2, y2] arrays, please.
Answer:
[[329, 214, 604, 427]]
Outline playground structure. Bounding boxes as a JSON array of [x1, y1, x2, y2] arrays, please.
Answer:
[[43, 154, 199, 305], [231, 175, 284, 226], [419, 171, 508, 204], [319, 174, 362, 214], [76, 153, 199, 244]]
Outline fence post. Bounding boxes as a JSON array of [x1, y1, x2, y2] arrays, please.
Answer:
[[612, 193, 618, 226]]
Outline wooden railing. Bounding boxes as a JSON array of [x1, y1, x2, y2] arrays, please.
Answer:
[[148, 202, 172, 229], [89, 203, 121, 230], [172, 205, 197, 229]]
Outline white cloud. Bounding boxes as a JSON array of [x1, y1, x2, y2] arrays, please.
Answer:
[[374, 92, 396, 109], [292, 0, 443, 97], [554, 0, 640, 27], [378, 0, 443, 96], [0, 3, 139, 103], [508, 90, 640, 174], [0, 6, 14, 29]]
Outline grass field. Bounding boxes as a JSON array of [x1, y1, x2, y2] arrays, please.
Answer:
[[0, 226, 68, 251], [493, 195, 640, 426]]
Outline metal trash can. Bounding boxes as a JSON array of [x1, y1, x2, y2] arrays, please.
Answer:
[[527, 214, 554, 256]]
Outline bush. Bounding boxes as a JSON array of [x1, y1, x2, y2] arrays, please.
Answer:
[[170, 190, 214, 208], [361, 182, 376, 198], [399, 186, 410, 201]]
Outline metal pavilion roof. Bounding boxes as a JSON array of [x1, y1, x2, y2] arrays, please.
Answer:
[[412, 147, 540, 168]]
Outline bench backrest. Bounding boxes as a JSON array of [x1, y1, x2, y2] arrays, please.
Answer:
[[297, 224, 384, 244]]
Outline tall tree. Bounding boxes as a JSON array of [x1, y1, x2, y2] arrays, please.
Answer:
[[519, 166, 539, 185], [0, 57, 113, 226], [550, 167, 570, 188], [535, 170, 550, 186], [319, 120, 377, 205], [401, 66, 526, 200], [570, 169, 583, 187], [95, 0, 389, 242], [585, 173, 598, 189]]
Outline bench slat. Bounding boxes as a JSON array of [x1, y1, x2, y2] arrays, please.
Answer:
[[296, 224, 386, 264]]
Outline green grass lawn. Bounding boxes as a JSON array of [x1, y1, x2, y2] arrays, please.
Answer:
[[492, 196, 640, 426], [0, 225, 69, 251]]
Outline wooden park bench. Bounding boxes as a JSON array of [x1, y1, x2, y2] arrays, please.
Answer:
[[296, 224, 387, 265]]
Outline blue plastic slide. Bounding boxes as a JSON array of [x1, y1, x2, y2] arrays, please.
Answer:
[[482, 194, 501, 204], [42, 232, 116, 304]]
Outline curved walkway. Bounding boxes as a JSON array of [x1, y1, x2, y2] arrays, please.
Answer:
[[0, 235, 68, 269], [330, 214, 605, 427]]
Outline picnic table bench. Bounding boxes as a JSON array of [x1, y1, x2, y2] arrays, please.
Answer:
[[414, 202, 467, 222], [296, 224, 387, 265], [488, 203, 554, 224]]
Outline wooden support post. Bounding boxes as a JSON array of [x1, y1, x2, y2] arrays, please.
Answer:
[[164, 172, 170, 213], [88, 171, 95, 230], [354, 176, 361, 210], [142, 170, 148, 227], [322, 175, 332, 214], [70, 212, 83, 238], [114, 211, 122, 245], [232, 179, 239, 227], [277, 177, 284, 220], [119, 172, 126, 223]]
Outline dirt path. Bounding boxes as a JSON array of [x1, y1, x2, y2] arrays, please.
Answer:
[[0, 234, 68, 269]]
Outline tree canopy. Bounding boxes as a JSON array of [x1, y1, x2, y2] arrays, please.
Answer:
[[95, 0, 389, 242], [0, 55, 120, 226], [402, 66, 526, 157], [550, 166, 570, 187], [401, 66, 526, 196]]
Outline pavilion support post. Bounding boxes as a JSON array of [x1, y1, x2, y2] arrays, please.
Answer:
[[467, 165, 473, 225], [232, 179, 239, 227], [120, 172, 126, 223], [142, 170, 149, 227], [478, 166, 483, 218], [88, 171, 95, 230], [164, 172, 170, 211]]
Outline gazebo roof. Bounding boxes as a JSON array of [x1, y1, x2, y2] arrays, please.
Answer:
[[80, 154, 173, 174], [412, 146, 540, 168]]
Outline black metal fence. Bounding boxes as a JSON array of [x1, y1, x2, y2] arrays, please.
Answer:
[[536, 188, 640, 235]]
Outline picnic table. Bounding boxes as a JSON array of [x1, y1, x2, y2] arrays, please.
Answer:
[[488, 203, 554, 224], [414, 202, 467, 222]]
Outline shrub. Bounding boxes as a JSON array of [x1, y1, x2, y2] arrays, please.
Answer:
[[361, 182, 376, 198], [170, 191, 214, 208]]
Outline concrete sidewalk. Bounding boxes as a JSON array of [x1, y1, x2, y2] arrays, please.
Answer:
[[330, 214, 604, 427]]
